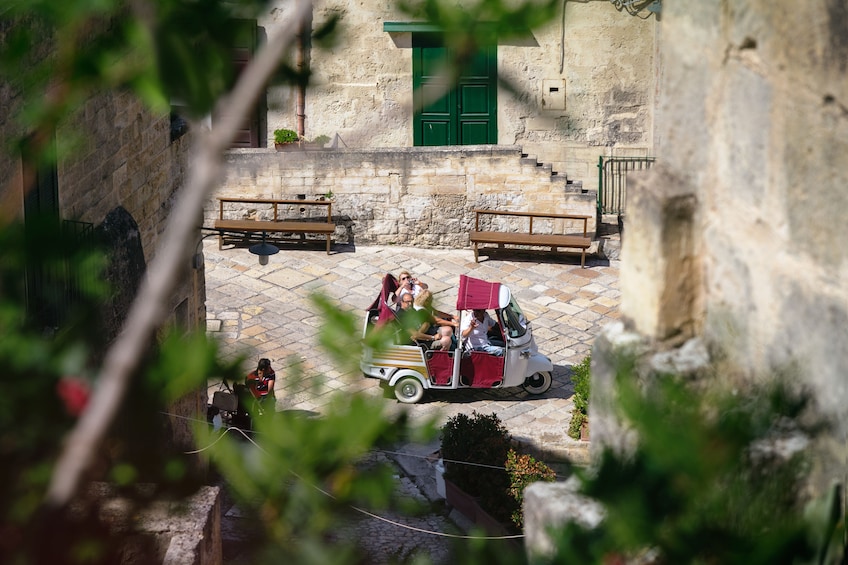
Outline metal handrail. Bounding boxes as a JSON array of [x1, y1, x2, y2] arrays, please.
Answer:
[[597, 156, 656, 216]]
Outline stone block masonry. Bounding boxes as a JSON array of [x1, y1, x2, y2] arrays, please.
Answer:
[[211, 145, 597, 249]]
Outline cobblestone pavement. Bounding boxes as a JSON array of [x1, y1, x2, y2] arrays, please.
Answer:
[[203, 240, 621, 562]]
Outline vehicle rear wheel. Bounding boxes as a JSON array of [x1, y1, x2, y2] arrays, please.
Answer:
[[523, 371, 552, 395], [394, 376, 425, 404]]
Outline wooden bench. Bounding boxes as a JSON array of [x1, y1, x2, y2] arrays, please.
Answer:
[[470, 209, 593, 267], [214, 198, 335, 254]]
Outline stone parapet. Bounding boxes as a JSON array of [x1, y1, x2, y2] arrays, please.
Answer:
[[79, 483, 221, 565], [212, 145, 597, 248]]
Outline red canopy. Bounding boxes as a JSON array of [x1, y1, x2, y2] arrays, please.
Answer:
[[456, 275, 501, 310], [367, 273, 399, 324]]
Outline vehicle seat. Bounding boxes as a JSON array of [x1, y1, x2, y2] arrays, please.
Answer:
[[425, 350, 454, 385]]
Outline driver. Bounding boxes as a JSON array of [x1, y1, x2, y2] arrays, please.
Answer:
[[460, 309, 504, 356]]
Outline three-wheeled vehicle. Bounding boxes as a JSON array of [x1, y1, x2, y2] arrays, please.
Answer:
[[361, 274, 554, 403]]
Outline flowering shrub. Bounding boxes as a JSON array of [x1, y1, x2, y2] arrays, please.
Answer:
[[505, 449, 556, 528]]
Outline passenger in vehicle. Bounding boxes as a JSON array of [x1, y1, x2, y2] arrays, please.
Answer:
[[396, 293, 438, 345], [413, 289, 457, 348], [460, 309, 504, 356], [431, 326, 455, 351], [414, 290, 459, 329], [393, 270, 428, 304]]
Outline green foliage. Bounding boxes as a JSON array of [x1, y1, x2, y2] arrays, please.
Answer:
[[567, 409, 586, 441], [197, 388, 422, 564], [567, 355, 590, 439], [273, 128, 299, 144], [441, 411, 514, 523], [506, 449, 556, 529], [546, 366, 844, 565], [0, 215, 423, 562], [0, 218, 216, 561], [312, 134, 331, 146], [147, 328, 222, 402], [0, 0, 278, 144]]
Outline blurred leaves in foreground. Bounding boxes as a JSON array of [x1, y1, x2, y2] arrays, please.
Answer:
[[542, 364, 845, 565]]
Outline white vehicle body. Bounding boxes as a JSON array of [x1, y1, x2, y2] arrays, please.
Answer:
[[361, 274, 554, 403]]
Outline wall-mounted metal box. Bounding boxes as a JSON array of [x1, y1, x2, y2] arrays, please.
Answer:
[[542, 79, 566, 111]]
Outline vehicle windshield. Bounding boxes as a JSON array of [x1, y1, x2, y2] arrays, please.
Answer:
[[501, 297, 528, 338]]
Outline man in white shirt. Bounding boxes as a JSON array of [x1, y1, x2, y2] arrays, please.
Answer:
[[460, 309, 504, 356]]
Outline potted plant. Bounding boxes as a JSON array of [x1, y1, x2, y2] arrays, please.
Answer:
[[440, 411, 515, 529], [273, 128, 299, 150], [567, 355, 591, 441], [310, 134, 330, 148]]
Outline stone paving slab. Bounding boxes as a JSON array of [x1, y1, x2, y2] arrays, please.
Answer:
[[204, 240, 620, 562], [204, 242, 620, 465]]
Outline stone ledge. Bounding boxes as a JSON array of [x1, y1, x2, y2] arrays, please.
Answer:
[[75, 483, 222, 565]]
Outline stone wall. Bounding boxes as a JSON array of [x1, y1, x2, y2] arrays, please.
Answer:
[[259, 0, 657, 187], [526, 0, 847, 558], [60, 94, 208, 460], [83, 483, 221, 565], [58, 91, 192, 265], [211, 145, 597, 248], [0, 68, 207, 466], [615, 0, 848, 491]]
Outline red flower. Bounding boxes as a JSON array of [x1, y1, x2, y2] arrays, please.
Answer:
[[57, 377, 90, 417]]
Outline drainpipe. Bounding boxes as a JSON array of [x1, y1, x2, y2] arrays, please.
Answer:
[[296, 17, 309, 139]]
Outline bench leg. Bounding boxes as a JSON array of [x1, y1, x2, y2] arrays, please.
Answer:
[[326, 234, 331, 255], [581, 250, 586, 268], [473, 242, 479, 262]]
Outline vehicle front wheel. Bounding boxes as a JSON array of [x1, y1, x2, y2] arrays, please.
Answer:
[[523, 371, 552, 395], [394, 376, 425, 404]]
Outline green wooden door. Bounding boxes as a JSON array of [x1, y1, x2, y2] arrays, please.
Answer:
[[413, 34, 497, 146], [215, 19, 262, 148]]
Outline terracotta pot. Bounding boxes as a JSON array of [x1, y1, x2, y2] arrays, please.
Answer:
[[580, 420, 590, 441], [474, 503, 510, 537], [445, 478, 512, 536], [445, 478, 478, 522], [274, 142, 300, 152]]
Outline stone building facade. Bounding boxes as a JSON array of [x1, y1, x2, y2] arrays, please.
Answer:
[[0, 84, 206, 456], [214, 1, 656, 241], [245, 0, 658, 187], [527, 0, 848, 557]]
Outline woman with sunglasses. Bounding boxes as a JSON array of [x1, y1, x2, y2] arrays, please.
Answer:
[[393, 270, 428, 304]]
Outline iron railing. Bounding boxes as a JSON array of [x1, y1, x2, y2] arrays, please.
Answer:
[[25, 219, 97, 330], [597, 156, 656, 216]]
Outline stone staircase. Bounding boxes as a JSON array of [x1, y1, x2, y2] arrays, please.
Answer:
[[519, 152, 587, 193]]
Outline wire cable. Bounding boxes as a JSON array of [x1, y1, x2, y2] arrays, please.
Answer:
[[163, 411, 566, 541], [229, 425, 525, 541]]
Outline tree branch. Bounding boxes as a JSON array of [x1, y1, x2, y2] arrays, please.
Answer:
[[44, 0, 313, 508]]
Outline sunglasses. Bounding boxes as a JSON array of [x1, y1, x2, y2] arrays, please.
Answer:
[[400, 276, 410, 280]]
